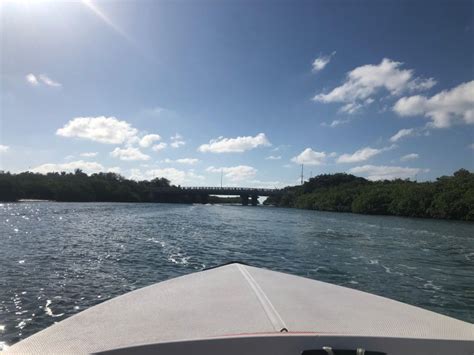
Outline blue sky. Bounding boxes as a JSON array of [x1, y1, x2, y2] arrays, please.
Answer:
[[1, 0, 473, 187]]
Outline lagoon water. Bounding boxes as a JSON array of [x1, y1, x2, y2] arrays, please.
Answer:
[[1, 202, 473, 347]]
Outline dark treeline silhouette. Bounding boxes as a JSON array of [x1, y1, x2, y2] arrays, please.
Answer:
[[264, 169, 474, 221], [0, 170, 237, 204], [1, 169, 472, 219]]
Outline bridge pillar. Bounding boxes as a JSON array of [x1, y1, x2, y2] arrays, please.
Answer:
[[240, 194, 249, 206], [251, 195, 258, 206]]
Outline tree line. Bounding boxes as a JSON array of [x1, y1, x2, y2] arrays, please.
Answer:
[[264, 169, 474, 221], [0, 170, 235, 204], [1, 169, 472, 219]]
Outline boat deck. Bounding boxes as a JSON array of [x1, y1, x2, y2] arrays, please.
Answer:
[[6, 263, 474, 354]]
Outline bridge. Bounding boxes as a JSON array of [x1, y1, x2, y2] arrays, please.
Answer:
[[153, 186, 283, 206]]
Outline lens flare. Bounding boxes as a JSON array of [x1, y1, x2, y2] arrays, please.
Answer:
[[81, 0, 134, 43]]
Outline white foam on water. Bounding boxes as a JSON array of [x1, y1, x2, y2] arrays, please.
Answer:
[[398, 264, 417, 270], [15, 319, 31, 330], [45, 300, 64, 318], [423, 280, 443, 291], [146, 238, 166, 247], [381, 264, 405, 276], [168, 253, 190, 265]]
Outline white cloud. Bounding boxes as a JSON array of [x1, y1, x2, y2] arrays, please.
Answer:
[[339, 102, 364, 114], [30, 160, 104, 174], [349, 164, 428, 181], [26, 74, 39, 86], [163, 158, 199, 165], [152, 142, 167, 152], [57, 116, 138, 144], [170, 140, 185, 148], [390, 128, 415, 142], [321, 119, 350, 128], [129, 168, 145, 181], [337, 146, 387, 163], [198, 133, 271, 153], [130, 167, 204, 185], [393, 80, 474, 128], [143, 107, 165, 116], [338, 98, 374, 114], [170, 133, 186, 148], [291, 148, 326, 166], [272, 144, 290, 152], [139, 134, 161, 148], [313, 58, 436, 113], [407, 77, 437, 92], [246, 179, 287, 189], [80, 152, 98, 157], [26, 73, 61, 87], [110, 147, 150, 161], [107, 167, 121, 174], [400, 153, 419, 161], [312, 51, 336, 72], [0, 145, 9, 153], [206, 165, 257, 181], [265, 155, 281, 160], [39, 74, 61, 87], [175, 158, 198, 165]]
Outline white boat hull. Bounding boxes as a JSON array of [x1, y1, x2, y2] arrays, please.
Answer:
[[5, 263, 474, 354]]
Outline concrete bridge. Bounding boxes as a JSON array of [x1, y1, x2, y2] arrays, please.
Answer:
[[153, 186, 283, 206]]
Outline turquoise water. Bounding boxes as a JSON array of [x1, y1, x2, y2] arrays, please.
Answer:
[[1, 202, 473, 347]]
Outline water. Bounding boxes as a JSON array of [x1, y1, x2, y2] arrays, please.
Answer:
[[1, 202, 473, 347]]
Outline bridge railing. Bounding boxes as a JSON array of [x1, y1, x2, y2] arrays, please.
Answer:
[[154, 186, 282, 193], [178, 186, 280, 192]]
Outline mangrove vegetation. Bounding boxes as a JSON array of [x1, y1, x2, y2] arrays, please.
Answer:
[[0, 170, 236, 204], [1, 169, 473, 220], [264, 169, 474, 221]]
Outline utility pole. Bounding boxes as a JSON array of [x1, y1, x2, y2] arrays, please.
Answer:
[[300, 164, 304, 185]]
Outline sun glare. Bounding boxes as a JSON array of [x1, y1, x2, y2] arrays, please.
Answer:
[[80, 0, 133, 43]]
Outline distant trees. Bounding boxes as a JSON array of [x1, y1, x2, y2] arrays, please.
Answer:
[[0, 170, 248, 205], [265, 169, 474, 221], [2, 169, 473, 220], [0, 170, 173, 203]]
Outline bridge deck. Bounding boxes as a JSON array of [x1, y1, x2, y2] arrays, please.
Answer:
[[154, 187, 282, 196]]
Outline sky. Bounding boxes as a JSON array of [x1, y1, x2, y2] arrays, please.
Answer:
[[1, 0, 473, 187]]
